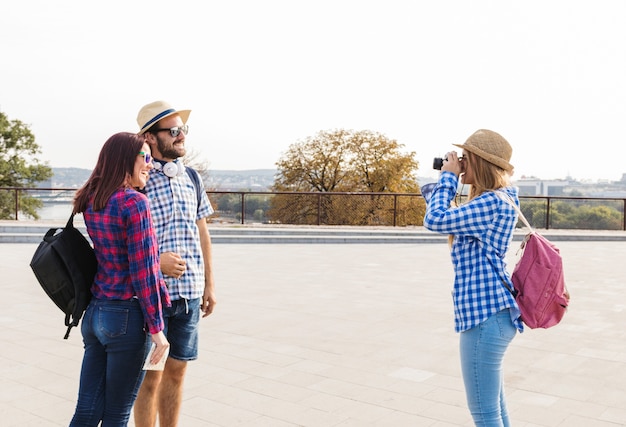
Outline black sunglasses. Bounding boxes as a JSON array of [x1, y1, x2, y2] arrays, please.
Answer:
[[152, 124, 189, 138]]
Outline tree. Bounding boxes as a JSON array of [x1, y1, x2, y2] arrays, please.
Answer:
[[273, 129, 419, 193], [0, 112, 52, 219], [519, 199, 624, 230], [183, 147, 211, 188], [269, 129, 423, 226]]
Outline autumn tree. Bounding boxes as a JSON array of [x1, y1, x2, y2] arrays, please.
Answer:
[[0, 112, 52, 219], [269, 129, 424, 226]]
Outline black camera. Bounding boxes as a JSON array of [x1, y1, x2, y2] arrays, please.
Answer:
[[433, 157, 446, 170]]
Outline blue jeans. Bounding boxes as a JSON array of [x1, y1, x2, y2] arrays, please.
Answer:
[[460, 309, 517, 427], [70, 298, 150, 426]]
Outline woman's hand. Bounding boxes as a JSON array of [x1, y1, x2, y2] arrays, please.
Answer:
[[149, 331, 170, 365], [442, 151, 463, 177]]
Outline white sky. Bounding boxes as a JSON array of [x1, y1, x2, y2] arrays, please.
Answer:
[[2, 0, 625, 181]]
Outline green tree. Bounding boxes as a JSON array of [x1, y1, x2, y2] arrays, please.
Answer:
[[518, 199, 624, 230], [553, 202, 622, 230], [270, 129, 423, 225], [0, 112, 52, 219]]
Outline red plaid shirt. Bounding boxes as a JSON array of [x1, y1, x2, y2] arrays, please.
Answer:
[[84, 188, 170, 334]]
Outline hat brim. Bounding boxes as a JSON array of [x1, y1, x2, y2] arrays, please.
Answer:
[[139, 109, 191, 135], [452, 143, 514, 172]]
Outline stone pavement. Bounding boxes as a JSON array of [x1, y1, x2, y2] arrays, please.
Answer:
[[1, 238, 625, 426]]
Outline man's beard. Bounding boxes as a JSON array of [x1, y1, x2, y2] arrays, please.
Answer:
[[156, 135, 186, 159]]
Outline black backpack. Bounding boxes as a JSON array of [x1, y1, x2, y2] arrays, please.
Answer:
[[30, 213, 97, 339]]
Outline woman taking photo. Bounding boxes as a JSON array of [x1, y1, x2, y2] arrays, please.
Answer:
[[70, 132, 170, 426], [423, 129, 522, 426]]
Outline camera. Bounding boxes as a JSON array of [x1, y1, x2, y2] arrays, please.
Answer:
[[433, 157, 446, 170], [433, 155, 464, 170]]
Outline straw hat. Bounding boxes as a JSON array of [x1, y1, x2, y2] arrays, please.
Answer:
[[453, 129, 513, 172], [136, 101, 191, 135]]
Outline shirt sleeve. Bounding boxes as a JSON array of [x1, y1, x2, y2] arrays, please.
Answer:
[[423, 171, 500, 239], [124, 192, 170, 334]]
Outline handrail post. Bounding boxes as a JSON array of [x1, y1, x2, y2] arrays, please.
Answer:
[[317, 193, 322, 225], [392, 194, 397, 227], [545, 198, 551, 229], [240, 193, 245, 224]]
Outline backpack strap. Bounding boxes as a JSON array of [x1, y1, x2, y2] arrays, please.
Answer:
[[64, 213, 77, 338], [495, 190, 533, 231], [483, 241, 518, 297], [485, 191, 524, 297], [65, 213, 75, 229], [185, 166, 203, 207]]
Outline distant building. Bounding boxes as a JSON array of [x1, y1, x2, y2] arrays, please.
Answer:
[[514, 178, 572, 196], [514, 175, 626, 198]]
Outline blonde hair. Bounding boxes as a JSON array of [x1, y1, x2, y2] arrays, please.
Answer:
[[464, 151, 511, 200]]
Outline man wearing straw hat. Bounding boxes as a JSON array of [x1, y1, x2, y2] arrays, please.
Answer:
[[134, 100, 217, 427]]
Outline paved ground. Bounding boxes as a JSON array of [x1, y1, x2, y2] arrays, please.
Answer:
[[1, 240, 625, 426]]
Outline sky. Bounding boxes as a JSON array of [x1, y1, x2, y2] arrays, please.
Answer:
[[2, 0, 625, 182]]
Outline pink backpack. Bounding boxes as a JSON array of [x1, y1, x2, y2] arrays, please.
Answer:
[[497, 193, 570, 329]]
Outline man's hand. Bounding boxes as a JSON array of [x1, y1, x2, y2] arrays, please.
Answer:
[[160, 252, 187, 279], [201, 288, 216, 318]]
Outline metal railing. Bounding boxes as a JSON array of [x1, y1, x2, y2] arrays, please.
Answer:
[[2, 187, 626, 230]]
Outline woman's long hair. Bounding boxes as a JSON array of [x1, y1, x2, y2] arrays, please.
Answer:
[[464, 151, 511, 201], [73, 132, 145, 213], [448, 151, 512, 246]]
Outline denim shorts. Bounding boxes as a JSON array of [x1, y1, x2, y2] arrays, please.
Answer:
[[161, 298, 201, 361]]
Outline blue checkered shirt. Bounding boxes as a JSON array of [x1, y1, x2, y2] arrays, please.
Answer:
[[423, 171, 523, 333], [144, 165, 213, 300]]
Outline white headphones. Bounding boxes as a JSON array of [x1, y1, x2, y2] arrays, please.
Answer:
[[153, 159, 185, 178]]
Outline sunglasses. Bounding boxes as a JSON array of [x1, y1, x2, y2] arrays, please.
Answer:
[[152, 124, 189, 138], [138, 151, 152, 164]]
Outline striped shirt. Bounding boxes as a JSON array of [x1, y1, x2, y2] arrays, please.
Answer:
[[84, 188, 170, 334], [144, 164, 213, 300], [423, 171, 523, 333]]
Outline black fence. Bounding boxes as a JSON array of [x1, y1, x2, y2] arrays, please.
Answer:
[[2, 187, 626, 230]]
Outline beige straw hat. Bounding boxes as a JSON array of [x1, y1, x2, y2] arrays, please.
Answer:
[[453, 129, 513, 172], [136, 101, 191, 135]]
